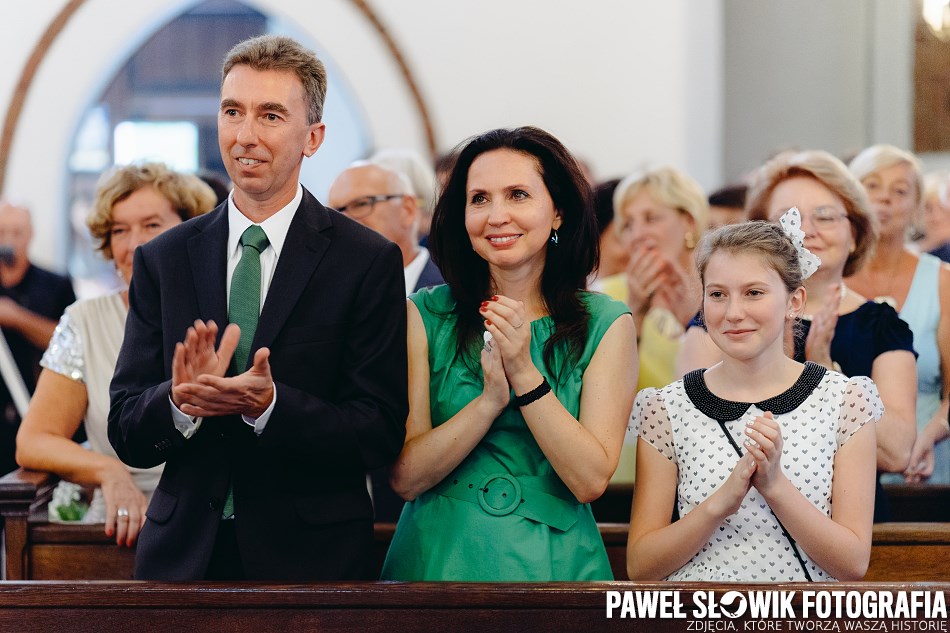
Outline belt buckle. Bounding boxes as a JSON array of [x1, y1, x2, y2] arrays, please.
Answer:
[[477, 473, 522, 516]]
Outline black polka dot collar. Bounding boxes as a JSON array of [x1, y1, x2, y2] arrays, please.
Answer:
[[683, 362, 827, 421]]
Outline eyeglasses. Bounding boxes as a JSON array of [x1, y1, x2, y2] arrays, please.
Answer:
[[807, 206, 849, 226], [336, 194, 404, 219], [772, 206, 848, 228]]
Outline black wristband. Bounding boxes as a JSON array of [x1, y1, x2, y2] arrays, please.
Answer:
[[512, 377, 551, 408]]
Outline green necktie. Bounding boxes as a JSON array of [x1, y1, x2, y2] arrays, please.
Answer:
[[229, 225, 269, 373], [223, 224, 269, 519]]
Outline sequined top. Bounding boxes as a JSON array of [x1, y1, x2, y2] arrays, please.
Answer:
[[41, 292, 162, 497], [42, 312, 85, 382], [629, 365, 882, 582]]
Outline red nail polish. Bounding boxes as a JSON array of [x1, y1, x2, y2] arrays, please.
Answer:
[[485, 320, 492, 326], [480, 301, 488, 308], [479, 306, 487, 313], [491, 295, 499, 301]]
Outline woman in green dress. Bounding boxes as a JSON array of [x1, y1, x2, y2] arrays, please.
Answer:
[[380, 127, 638, 581]]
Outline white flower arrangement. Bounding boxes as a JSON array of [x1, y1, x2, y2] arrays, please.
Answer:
[[48, 481, 89, 522]]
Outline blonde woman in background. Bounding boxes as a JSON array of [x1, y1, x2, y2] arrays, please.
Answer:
[[598, 167, 708, 483], [847, 145, 950, 483], [16, 163, 216, 546], [602, 167, 709, 391]]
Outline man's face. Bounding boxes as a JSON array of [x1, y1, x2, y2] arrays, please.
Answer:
[[0, 205, 32, 265], [327, 165, 414, 245], [218, 65, 325, 212]]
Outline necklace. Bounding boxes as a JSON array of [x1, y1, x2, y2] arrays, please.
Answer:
[[801, 281, 847, 321]]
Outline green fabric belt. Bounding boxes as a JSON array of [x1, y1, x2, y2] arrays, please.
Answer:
[[432, 464, 579, 532]]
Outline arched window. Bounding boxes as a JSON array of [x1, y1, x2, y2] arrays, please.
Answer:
[[66, 0, 370, 296]]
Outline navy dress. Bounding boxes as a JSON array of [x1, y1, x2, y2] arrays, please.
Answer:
[[930, 242, 950, 264], [688, 301, 915, 521]]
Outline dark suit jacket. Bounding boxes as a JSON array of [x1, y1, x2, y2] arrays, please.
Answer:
[[108, 189, 408, 581], [412, 255, 444, 292]]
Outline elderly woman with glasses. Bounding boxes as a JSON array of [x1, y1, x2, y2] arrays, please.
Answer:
[[677, 150, 917, 521], [846, 145, 950, 484]]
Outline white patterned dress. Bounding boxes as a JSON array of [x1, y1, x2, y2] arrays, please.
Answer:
[[630, 362, 882, 582]]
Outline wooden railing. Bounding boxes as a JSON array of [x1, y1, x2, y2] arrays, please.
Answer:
[[865, 522, 950, 581], [0, 582, 945, 633], [2, 470, 949, 582]]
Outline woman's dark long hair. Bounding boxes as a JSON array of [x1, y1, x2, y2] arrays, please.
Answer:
[[429, 126, 599, 378]]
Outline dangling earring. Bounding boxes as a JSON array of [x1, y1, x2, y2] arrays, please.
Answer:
[[550, 229, 559, 245], [684, 231, 696, 250]]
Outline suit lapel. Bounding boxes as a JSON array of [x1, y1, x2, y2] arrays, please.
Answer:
[[251, 190, 332, 360], [187, 207, 229, 329]]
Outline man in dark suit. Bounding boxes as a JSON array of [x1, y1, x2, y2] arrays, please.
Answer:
[[328, 163, 444, 294], [108, 35, 408, 581]]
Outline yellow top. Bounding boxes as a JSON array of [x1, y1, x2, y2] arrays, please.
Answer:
[[596, 273, 685, 483]]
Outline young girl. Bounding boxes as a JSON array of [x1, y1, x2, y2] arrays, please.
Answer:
[[627, 212, 880, 581]]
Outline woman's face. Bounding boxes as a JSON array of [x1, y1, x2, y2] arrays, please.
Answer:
[[464, 149, 561, 276], [703, 250, 802, 363], [861, 162, 918, 239], [767, 176, 855, 278], [617, 189, 694, 260], [110, 186, 183, 284]]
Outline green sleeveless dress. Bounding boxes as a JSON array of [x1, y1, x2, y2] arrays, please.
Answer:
[[380, 285, 630, 581]]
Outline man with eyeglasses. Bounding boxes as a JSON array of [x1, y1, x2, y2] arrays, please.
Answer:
[[328, 162, 443, 522], [328, 163, 444, 295]]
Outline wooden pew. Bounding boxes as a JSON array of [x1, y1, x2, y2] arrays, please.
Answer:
[[885, 483, 950, 522], [0, 469, 89, 581], [865, 522, 950, 581], [0, 582, 946, 633], [601, 522, 950, 581], [3, 469, 949, 582], [0, 469, 398, 581]]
